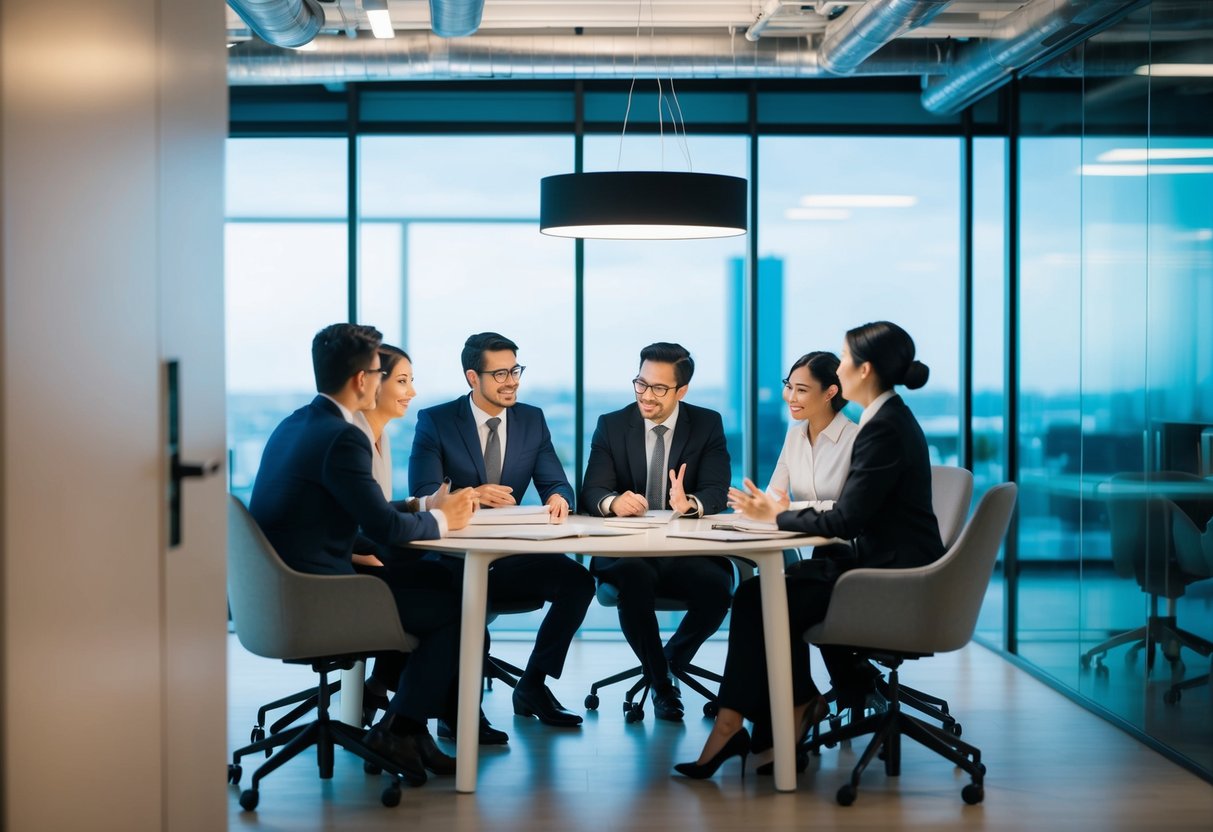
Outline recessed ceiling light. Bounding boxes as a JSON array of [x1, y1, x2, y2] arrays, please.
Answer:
[[364, 0, 395, 39]]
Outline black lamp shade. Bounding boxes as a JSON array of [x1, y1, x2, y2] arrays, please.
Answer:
[[539, 171, 747, 240]]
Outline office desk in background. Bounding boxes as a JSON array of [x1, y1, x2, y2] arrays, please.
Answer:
[[417, 515, 828, 794]]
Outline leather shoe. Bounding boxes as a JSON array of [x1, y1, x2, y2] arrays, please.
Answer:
[[360, 684, 391, 727], [651, 681, 684, 722], [414, 729, 456, 775], [362, 724, 427, 787], [512, 683, 583, 727], [436, 711, 509, 746]]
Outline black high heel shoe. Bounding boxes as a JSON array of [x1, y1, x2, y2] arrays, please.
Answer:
[[756, 695, 830, 776], [673, 727, 751, 780]]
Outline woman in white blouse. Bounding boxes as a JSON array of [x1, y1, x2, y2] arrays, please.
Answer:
[[765, 351, 858, 513]]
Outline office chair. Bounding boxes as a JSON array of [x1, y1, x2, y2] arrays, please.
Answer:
[[1164, 498, 1213, 704], [805, 483, 1017, 806], [584, 575, 737, 722], [225, 496, 420, 811], [1081, 471, 1213, 673], [820, 466, 975, 737]]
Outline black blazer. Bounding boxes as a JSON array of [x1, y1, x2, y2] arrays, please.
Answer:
[[776, 395, 944, 571], [249, 396, 440, 576], [580, 401, 731, 517]]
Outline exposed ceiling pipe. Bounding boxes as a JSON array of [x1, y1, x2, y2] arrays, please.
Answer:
[[430, 0, 485, 38], [921, 0, 1151, 114], [227, 33, 953, 85], [227, 0, 325, 49], [817, 0, 955, 75], [745, 0, 789, 42]]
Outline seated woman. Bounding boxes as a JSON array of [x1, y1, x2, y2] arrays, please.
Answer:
[[675, 320, 945, 779]]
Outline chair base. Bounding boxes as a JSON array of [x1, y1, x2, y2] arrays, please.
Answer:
[[585, 663, 722, 720], [809, 663, 985, 806], [1081, 614, 1213, 679], [229, 662, 406, 810], [484, 654, 526, 691]]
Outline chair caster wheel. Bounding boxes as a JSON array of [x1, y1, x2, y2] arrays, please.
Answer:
[[364, 760, 382, 775], [703, 701, 719, 718], [625, 708, 645, 724], [1095, 664, 1109, 679], [585, 694, 600, 710], [249, 725, 265, 744], [836, 784, 857, 806], [622, 701, 633, 713], [962, 783, 984, 804], [239, 789, 259, 811], [381, 782, 401, 807], [1080, 654, 1091, 669], [227, 764, 242, 785], [951, 722, 963, 737]]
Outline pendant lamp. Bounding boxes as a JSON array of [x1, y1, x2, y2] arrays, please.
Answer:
[[538, 2, 747, 240]]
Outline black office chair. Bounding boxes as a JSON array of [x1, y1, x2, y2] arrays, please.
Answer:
[[1081, 471, 1213, 673], [583, 566, 741, 722]]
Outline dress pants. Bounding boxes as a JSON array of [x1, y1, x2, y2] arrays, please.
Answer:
[[716, 552, 865, 727], [592, 556, 733, 685], [355, 559, 462, 723], [432, 552, 596, 679]]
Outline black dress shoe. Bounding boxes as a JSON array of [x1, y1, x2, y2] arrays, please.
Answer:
[[436, 711, 509, 746], [362, 724, 427, 786], [360, 684, 391, 727], [414, 729, 456, 775], [651, 682, 684, 722], [512, 683, 583, 727]]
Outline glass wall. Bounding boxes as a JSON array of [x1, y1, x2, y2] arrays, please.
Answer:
[[1015, 1, 1213, 776]]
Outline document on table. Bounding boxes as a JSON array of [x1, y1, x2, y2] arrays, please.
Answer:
[[446, 525, 643, 540], [667, 529, 802, 542], [602, 510, 677, 528], [466, 505, 553, 525]]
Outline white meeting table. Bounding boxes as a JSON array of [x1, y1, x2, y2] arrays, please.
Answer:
[[415, 515, 829, 793]]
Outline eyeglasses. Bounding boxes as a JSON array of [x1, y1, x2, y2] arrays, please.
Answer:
[[480, 365, 525, 383], [362, 367, 387, 379], [633, 378, 681, 398]]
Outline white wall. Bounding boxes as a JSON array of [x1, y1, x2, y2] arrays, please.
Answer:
[[1, 1, 227, 828]]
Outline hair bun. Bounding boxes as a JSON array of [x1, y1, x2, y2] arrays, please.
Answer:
[[902, 360, 929, 390]]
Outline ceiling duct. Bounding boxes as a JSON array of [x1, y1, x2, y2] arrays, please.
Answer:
[[430, 0, 485, 39], [227, 0, 325, 49], [228, 33, 954, 85], [921, 0, 1151, 114], [817, 0, 955, 75]]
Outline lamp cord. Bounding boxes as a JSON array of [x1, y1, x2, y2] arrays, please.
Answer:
[[618, 0, 692, 173]]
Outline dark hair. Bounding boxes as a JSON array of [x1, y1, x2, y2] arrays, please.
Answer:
[[639, 342, 695, 388], [788, 351, 848, 413], [379, 344, 412, 376], [845, 321, 929, 391], [461, 332, 519, 376], [312, 323, 383, 395]]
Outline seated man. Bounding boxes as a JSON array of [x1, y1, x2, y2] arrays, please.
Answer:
[[410, 332, 595, 738], [249, 323, 476, 786], [580, 342, 734, 721]]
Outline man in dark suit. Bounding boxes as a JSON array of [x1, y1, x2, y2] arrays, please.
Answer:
[[580, 342, 734, 721], [249, 323, 477, 786], [410, 332, 595, 735]]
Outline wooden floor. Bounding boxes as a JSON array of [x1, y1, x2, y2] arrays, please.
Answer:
[[227, 636, 1212, 831]]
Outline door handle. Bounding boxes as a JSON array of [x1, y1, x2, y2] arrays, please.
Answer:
[[167, 360, 220, 547]]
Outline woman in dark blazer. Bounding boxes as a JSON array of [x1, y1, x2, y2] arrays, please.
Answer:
[[675, 320, 945, 779]]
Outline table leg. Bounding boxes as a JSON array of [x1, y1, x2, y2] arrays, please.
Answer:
[[338, 661, 364, 726], [756, 550, 796, 792], [455, 552, 492, 793]]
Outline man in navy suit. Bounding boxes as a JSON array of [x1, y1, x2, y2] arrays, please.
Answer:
[[410, 332, 595, 736], [580, 342, 734, 722], [250, 323, 477, 785]]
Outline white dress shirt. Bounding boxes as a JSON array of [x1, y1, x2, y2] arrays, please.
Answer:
[[351, 407, 447, 536], [766, 410, 859, 511]]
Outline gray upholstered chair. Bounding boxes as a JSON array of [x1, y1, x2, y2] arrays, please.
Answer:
[[226, 496, 419, 811], [806, 482, 1017, 806]]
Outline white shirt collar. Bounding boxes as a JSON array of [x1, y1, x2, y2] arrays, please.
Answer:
[[817, 410, 851, 444], [859, 390, 897, 429], [645, 402, 680, 434], [320, 393, 356, 425], [468, 393, 507, 429]]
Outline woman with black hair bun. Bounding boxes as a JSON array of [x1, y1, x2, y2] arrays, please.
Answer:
[[675, 321, 944, 780]]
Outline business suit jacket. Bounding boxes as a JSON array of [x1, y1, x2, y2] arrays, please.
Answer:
[[581, 401, 732, 573], [776, 394, 944, 571], [409, 394, 574, 505], [249, 396, 440, 576]]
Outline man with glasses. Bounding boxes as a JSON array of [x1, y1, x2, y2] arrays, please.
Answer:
[[580, 342, 733, 721], [410, 332, 595, 741], [249, 323, 477, 785]]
